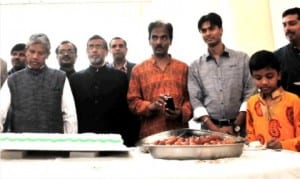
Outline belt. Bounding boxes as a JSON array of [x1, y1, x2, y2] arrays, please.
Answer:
[[210, 118, 235, 127]]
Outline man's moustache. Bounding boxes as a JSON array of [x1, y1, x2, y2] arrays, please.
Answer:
[[155, 46, 163, 49], [286, 31, 294, 36], [62, 56, 71, 60]]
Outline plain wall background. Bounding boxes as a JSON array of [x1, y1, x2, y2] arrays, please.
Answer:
[[0, 0, 299, 71]]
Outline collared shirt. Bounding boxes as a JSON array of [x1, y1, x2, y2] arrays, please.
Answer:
[[115, 61, 128, 73], [106, 60, 136, 80], [0, 70, 78, 133], [246, 87, 300, 151], [107, 61, 127, 73], [188, 46, 256, 121], [127, 55, 192, 138], [274, 44, 300, 96]]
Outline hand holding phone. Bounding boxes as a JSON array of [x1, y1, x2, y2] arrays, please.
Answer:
[[165, 96, 175, 110]]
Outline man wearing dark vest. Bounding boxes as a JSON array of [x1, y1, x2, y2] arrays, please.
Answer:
[[0, 33, 77, 133]]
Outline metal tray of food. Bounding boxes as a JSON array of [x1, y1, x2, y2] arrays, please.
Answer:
[[137, 128, 245, 160]]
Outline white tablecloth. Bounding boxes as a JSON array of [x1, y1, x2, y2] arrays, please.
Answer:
[[1, 148, 300, 179]]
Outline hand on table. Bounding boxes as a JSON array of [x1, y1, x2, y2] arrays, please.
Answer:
[[266, 138, 282, 150], [217, 126, 234, 135]]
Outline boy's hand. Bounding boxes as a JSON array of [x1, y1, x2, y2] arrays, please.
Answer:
[[266, 138, 282, 150]]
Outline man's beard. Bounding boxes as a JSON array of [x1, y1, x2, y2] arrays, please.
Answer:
[[285, 31, 300, 46], [206, 39, 220, 48], [89, 57, 104, 66], [14, 65, 26, 71], [114, 54, 125, 63], [154, 46, 168, 58], [154, 52, 167, 58], [13, 60, 26, 70]]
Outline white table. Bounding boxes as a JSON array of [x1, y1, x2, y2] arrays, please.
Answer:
[[1, 148, 300, 179]]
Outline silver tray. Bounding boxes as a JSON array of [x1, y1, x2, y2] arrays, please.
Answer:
[[137, 128, 244, 160]]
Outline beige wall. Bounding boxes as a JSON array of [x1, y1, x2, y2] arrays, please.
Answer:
[[226, 0, 300, 56], [0, 0, 299, 69], [227, 0, 275, 56]]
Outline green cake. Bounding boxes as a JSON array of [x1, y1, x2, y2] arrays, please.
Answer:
[[0, 133, 127, 151]]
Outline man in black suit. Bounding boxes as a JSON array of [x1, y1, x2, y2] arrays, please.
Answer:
[[70, 35, 136, 147]]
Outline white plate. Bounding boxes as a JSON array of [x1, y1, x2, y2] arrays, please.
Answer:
[[244, 141, 266, 151], [244, 144, 266, 151], [293, 82, 300, 86], [244, 141, 267, 150]]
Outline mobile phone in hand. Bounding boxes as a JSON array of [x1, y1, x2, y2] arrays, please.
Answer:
[[165, 96, 175, 110]]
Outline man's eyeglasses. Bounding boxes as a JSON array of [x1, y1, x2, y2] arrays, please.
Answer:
[[88, 44, 106, 50], [58, 49, 76, 55]]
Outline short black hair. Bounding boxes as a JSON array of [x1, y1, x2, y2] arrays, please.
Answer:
[[249, 50, 280, 76], [109, 37, 127, 48], [282, 7, 300, 20], [55, 40, 77, 55], [198, 12, 222, 31], [10, 43, 26, 55], [148, 20, 173, 41], [87, 34, 108, 50]]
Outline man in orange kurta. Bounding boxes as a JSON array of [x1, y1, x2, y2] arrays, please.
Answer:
[[127, 21, 192, 139]]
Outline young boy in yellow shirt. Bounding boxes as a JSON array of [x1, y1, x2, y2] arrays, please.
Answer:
[[247, 50, 300, 151]]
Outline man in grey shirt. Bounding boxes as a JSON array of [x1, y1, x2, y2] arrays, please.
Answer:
[[188, 12, 255, 136]]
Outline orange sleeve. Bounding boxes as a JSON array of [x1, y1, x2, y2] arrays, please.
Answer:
[[180, 96, 192, 123], [127, 67, 151, 117], [246, 98, 257, 142], [180, 67, 192, 123], [280, 98, 300, 151]]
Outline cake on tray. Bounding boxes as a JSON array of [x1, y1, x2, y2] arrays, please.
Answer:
[[0, 133, 127, 151]]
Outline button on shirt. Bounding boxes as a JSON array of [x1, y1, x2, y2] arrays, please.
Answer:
[[188, 47, 256, 121]]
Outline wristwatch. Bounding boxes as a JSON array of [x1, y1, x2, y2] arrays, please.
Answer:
[[233, 124, 241, 133]]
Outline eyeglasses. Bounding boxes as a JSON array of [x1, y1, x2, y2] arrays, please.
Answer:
[[88, 44, 106, 50], [58, 49, 75, 55], [111, 44, 125, 49]]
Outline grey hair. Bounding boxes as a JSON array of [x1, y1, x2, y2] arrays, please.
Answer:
[[27, 33, 51, 54]]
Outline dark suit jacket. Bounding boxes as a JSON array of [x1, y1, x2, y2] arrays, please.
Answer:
[[126, 61, 136, 80], [106, 60, 136, 80]]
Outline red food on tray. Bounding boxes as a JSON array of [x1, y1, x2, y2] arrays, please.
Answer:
[[152, 135, 235, 146]]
